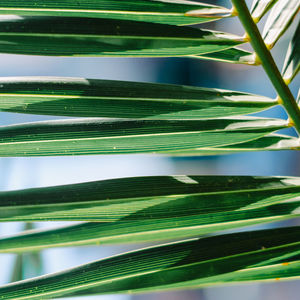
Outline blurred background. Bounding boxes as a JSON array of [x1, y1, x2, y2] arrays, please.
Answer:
[[0, 0, 299, 299]]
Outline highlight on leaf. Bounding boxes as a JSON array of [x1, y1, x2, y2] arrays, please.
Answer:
[[0, 175, 300, 251], [262, 0, 300, 49], [0, 15, 243, 57], [0, 0, 231, 25], [0, 226, 299, 299], [0, 76, 276, 119], [0, 117, 288, 157]]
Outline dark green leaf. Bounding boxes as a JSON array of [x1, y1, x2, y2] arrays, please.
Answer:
[[0, 227, 299, 299], [0, 0, 230, 25], [0, 175, 300, 223], [0, 117, 287, 157], [0, 77, 276, 119], [0, 16, 242, 57]]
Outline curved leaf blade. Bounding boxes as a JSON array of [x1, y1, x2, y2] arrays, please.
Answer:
[[0, 175, 300, 223], [282, 20, 300, 83], [0, 117, 287, 157], [0, 0, 230, 25], [0, 16, 242, 57], [70, 260, 300, 297], [250, 0, 278, 23], [0, 77, 276, 119], [0, 227, 299, 299], [262, 0, 300, 49]]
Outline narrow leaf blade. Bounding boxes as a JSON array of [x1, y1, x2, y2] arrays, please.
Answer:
[[262, 0, 300, 48], [282, 20, 300, 83], [0, 0, 231, 25], [0, 77, 276, 119], [0, 227, 299, 299], [191, 47, 258, 65], [168, 134, 300, 155], [0, 175, 300, 223], [0, 16, 242, 57], [0, 117, 287, 157], [250, 0, 278, 23]]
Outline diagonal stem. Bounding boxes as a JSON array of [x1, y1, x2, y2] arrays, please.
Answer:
[[231, 0, 300, 136]]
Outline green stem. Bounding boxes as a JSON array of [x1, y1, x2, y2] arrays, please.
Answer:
[[231, 0, 300, 135]]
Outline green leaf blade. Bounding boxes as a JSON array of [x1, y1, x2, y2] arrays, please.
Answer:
[[250, 0, 278, 23], [0, 175, 299, 224], [262, 0, 300, 49], [0, 117, 287, 157], [169, 134, 300, 156], [0, 227, 299, 299], [191, 47, 257, 65], [0, 77, 276, 119], [0, 16, 242, 57], [282, 20, 300, 83], [0, 0, 230, 25]]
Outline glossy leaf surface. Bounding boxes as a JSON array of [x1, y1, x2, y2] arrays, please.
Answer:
[[262, 0, 300, 48], [250, 0, 278, 22], [169, 134, 300, 155], [191, 47, 257, 65], [282, 20, 300, 83], [0, 77, 276, 119], [0, 117, 287, 157], [0, 0, 230, 25], [0, 227, 299, 299], [0, 175, 300, 223], [0, 16, 242, 57]]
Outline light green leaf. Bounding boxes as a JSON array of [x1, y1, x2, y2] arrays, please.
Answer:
[[191, 47, 258, 65], [0, 117, 287, 157], [168, 133, 300, 155], [1, 174, 300, 224], [297, 89, 300, 103], [0, 16, 242, 57], [0, 227, 299, 299], [0, 0, 231, 26], [250, 0, 278, 23], [0, 77, 276, 119], [282, 20, 300, 83], [1, 175, 300, 251], [262, 0, 300, 49]]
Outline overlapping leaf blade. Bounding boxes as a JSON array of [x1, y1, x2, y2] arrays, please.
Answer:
[[250, 0, 278, 23], [167, 133, 300, 155], [282, 20, 300, 83], [71, 260, 300, 297], [0, 117, 287, 157], [0, 16, 242, 57], [0, 0, 230, 25], [262, 0, 300, 48], [0, 175, 300, 223], [191, 47, 257, 65], [0, 226, 299, 299], [0, 77, 276, 119]]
